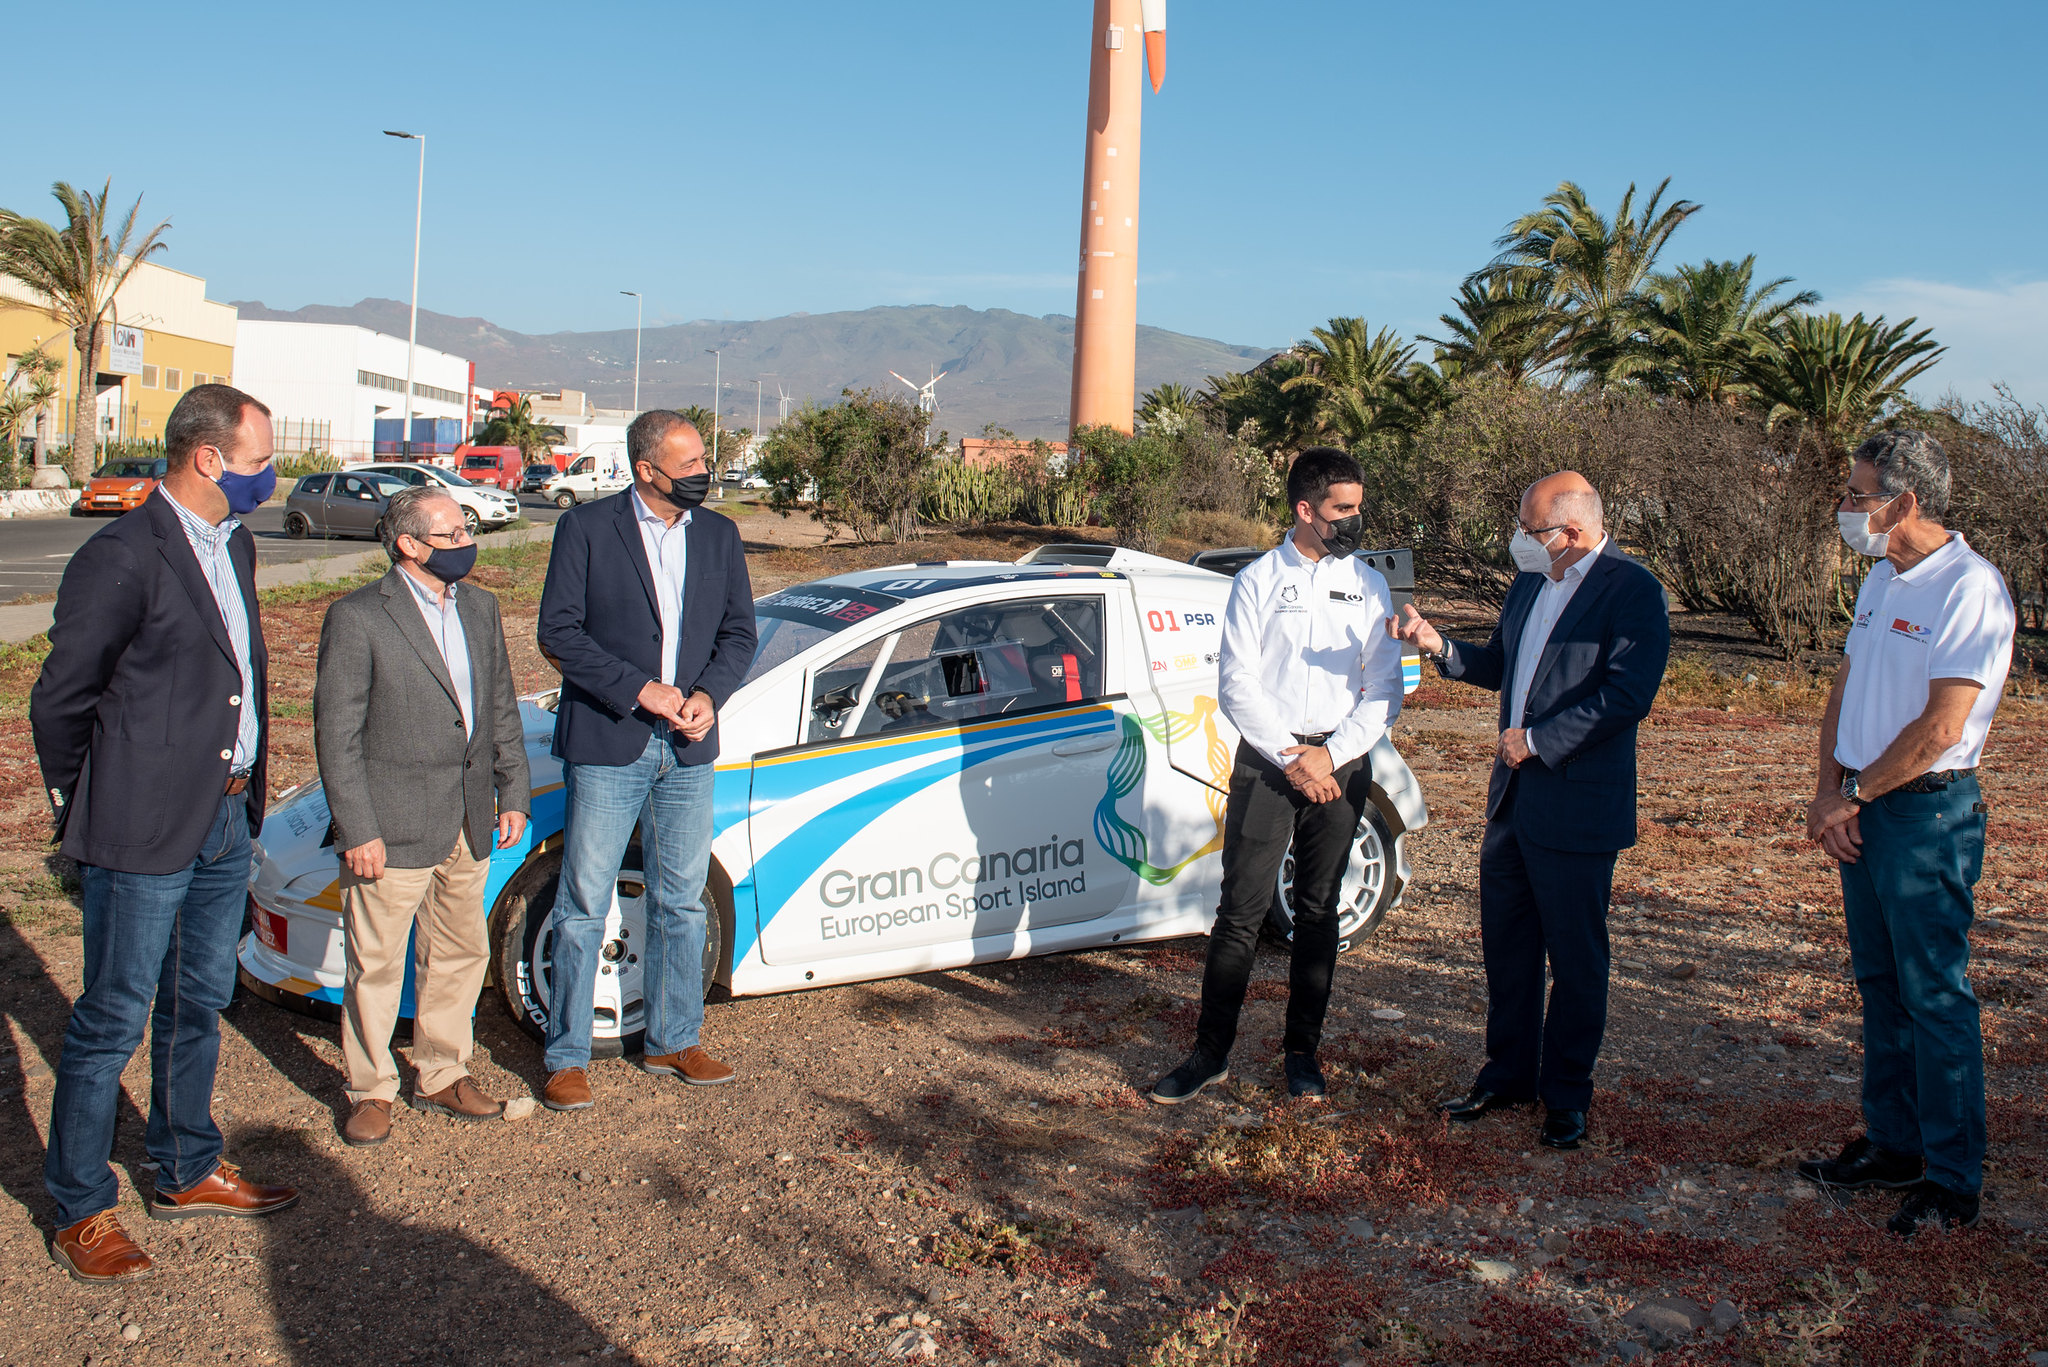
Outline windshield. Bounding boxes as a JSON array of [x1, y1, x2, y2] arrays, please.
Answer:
[[427, 467, 475, 487], [95, 459, 165, 479], [742, 585, 903, 686]]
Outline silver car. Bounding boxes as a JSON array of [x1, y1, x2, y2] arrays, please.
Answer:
[[282, 471, 409, 540]]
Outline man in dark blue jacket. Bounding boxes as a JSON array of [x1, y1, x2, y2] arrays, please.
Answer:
[[31, 385, 300, 1284], [535, 410, 756, 1112], [1393, 472, 1669, 1149]]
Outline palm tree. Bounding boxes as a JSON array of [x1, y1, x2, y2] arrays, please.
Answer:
[[0, 181, 170, 482], [1487, 178, 1700, 386], [1422, 273, 1568, 386], [1281, 317, 1418, 444], [1745, 312, 1946, 448], [1635, 257, 1819, 404], [473, 396, 559, 463], [1203, 354, 1320, 456], [0, 342, 63, 475], [1137, 381, 1199, 433]]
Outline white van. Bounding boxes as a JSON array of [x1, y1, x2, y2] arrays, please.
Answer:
[[541, 441, 632, 507]]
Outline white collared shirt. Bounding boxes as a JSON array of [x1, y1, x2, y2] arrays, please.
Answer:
[[1218, 533, 1406, 770], [1837, 533, 2014, 771], [398, 568, 474, 737], [631, 489, 691, 687], [1509, 536, 1606, 760]]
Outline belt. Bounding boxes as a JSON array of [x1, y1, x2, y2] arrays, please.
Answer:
[[1844, 766, 1972, 795], [1292, 731, 1333, 747], [225, 768, 254, 797]]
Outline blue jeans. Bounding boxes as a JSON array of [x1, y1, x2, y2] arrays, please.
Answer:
[[45, 796, 250, 1227], [1840, 773, 1987, 1195], [545, 731, 715, 1070]]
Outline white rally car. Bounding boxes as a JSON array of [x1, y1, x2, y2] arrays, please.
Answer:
[[238, 544, 1428, 1055]]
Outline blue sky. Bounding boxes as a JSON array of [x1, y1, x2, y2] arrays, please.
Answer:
[[7, 1, 2044, 400]]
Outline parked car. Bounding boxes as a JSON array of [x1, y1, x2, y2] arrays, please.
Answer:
[[73, 457, 168, 516], [521, 463, 559, 493], [352, 461, 521, 532], [739, 473, 771, 491], [540, 443, 632, 508], [238, 544, 1429, 1055], [281, 470, 409, 540], [455, 445, 526, 491]]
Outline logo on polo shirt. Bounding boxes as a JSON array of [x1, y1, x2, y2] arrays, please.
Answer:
[[1280, 584, 1298, 604], [1889, 618, 1931, 642], [1851, 610, 1871, 631]]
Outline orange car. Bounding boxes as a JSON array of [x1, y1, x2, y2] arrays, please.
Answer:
[[74, 457, 168, 516]]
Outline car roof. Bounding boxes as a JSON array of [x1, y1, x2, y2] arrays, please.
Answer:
[[792, 545, 1227, 601]]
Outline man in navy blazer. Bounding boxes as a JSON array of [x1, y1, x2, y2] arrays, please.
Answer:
[[31, 385, 300, 1284], [535, 410, 756, 1111], [1393, 472, 1669, 1149]]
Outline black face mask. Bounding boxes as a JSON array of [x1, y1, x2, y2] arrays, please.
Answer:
[[1314, 511, 1364, 558], [423, 543, 477, 584], [653, 468, 712, 509]]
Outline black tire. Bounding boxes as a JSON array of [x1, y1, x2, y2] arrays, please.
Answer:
[[462, 506, 480, 533], [284, 511, 310, 540], [553, 491, 576, 509], [1266, 804, 1401, 953], [493, 845, 725, 1059], [371, 518, 386, 543]]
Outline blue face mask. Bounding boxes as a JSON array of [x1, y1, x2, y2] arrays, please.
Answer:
[[216, 463, 276, 516]]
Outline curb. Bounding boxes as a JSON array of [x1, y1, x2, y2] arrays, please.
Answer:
[[0, 522, 556, 646]]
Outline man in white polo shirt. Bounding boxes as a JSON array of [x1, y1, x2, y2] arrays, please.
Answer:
[[1800, 429, 2015, 1237]]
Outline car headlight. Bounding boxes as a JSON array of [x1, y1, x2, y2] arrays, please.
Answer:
[[126, 482, 146, 492]]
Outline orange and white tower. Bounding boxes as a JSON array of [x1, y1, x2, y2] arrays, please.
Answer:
[[1068, 0, 1165, 435]]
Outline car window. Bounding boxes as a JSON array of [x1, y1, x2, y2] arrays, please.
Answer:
[[95, 460, 158, 479], [853, 596, 1106, 737], [365, 475, 408, 495], [297, 474, 331, 495], [742, 585, 904, 689], [805, 638, 888, 743], [435, 468, 474, 487], [335, 475, 376, 500]]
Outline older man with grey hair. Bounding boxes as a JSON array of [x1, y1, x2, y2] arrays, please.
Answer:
[[315, 484, 531, 1146], [1799, 430, 2015, 1236]]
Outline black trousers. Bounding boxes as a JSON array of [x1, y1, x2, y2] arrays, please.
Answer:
[[1474, 785, 1618, 1111], [1193, 740, 1371, 1061]]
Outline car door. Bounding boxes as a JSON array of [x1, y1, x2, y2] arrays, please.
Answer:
[[329, 474, 382, 534], [745, 591, 1140, 968]]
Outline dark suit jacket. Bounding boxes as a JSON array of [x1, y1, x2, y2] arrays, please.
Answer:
[[1438, 541, 1670, 853], [314, 569, 532, 867], [536, 491, 757, 767], [30, 490, 269, 875]]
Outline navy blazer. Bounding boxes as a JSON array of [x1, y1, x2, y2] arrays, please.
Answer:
[[1438, 541, 1670, 853], [537, 490, 757, 767], [31, 490, 269, 875]]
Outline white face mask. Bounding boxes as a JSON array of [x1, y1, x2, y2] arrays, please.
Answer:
[[1509, 526, 1563, 573], [1838, 492, 1900, 557]]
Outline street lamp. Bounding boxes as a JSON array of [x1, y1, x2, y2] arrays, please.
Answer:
[[619, 290, 642, 413], [703, 347, 722, 489], [384, 130, 425, 459]]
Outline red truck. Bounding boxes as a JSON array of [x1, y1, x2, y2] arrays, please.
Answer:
[[454, 444, 525, 491]]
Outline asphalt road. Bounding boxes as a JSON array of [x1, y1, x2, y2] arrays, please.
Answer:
[[0, 483, 755, 599]]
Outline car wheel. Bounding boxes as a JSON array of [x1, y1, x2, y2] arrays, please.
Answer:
[[554, 492, 576, 509], [1266, 805, 1400, 953], [372, 518, 386, 543], [493, 846, 725, 1059], [284, 511, 310, 539], [463, 506, 480, 533]]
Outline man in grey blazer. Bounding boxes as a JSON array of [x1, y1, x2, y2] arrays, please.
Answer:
[[314, 485, 531, 1146]]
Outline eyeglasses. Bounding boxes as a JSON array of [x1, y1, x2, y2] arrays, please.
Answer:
[[1517, 522, 1566, 536], [1838, 488, 1897, 506], [419, 529, 473, 547]]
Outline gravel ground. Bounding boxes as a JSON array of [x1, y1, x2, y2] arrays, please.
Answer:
[[0, 528, 2044, 1366]]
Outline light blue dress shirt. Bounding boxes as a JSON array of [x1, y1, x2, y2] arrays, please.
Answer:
[[162, 487, 260, 770], [631, 489, 691, 688], [399, 568, 475, 737]]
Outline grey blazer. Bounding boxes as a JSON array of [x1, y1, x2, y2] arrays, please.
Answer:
[[314, 568, 532, 868]]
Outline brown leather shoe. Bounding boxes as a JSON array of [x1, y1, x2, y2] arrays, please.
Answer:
[[341, 1098, 393, 1147], [640, 1046, 735, 1086], [51, 1211, 154, 1284], [542, 1067, 594, 1111], [147, 1161, 299, 1222], [412, 1076, 504, 1120]]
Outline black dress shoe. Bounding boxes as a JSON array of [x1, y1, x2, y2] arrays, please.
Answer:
[[1148, 1052, 1228, 1105], [1441, 1087, 1534, 1123], [1797, 1135, 1924, 1190], [1887, 1180, 1981, 1236], [1285, 1053, 1326, 1100], [1540, 1108, 1588, 1150]]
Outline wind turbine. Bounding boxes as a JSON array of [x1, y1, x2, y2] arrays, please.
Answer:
[[776, 384, 795, 423], [889, 366, 947, 444]]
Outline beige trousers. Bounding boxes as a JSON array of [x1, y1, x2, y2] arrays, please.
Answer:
[[341, 837, 492, 1103]]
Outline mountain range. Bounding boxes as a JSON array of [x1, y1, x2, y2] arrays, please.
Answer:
[[228, 298, 1276, 438]]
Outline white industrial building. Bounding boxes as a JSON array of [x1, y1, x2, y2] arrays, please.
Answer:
[[232, 320, 473, 460]]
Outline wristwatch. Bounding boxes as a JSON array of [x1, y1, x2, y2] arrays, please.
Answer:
[[1839, 772, 1867, 807]]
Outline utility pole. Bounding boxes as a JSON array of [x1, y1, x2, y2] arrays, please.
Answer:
[[619, 290, 642, 412], [384, 131, 426, 459], [704, 347, 722, 484]]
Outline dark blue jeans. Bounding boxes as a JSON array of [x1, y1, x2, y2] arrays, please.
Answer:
[[45, 796, 250, 1227], [1840, 772, 1988, 1196]]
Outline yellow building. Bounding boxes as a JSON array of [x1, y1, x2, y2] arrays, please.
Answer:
[[1, 259, 238, 457]]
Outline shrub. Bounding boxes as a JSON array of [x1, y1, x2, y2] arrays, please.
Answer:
[[1174, 510, 1276, 551], [757, 389, 937, 543]]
